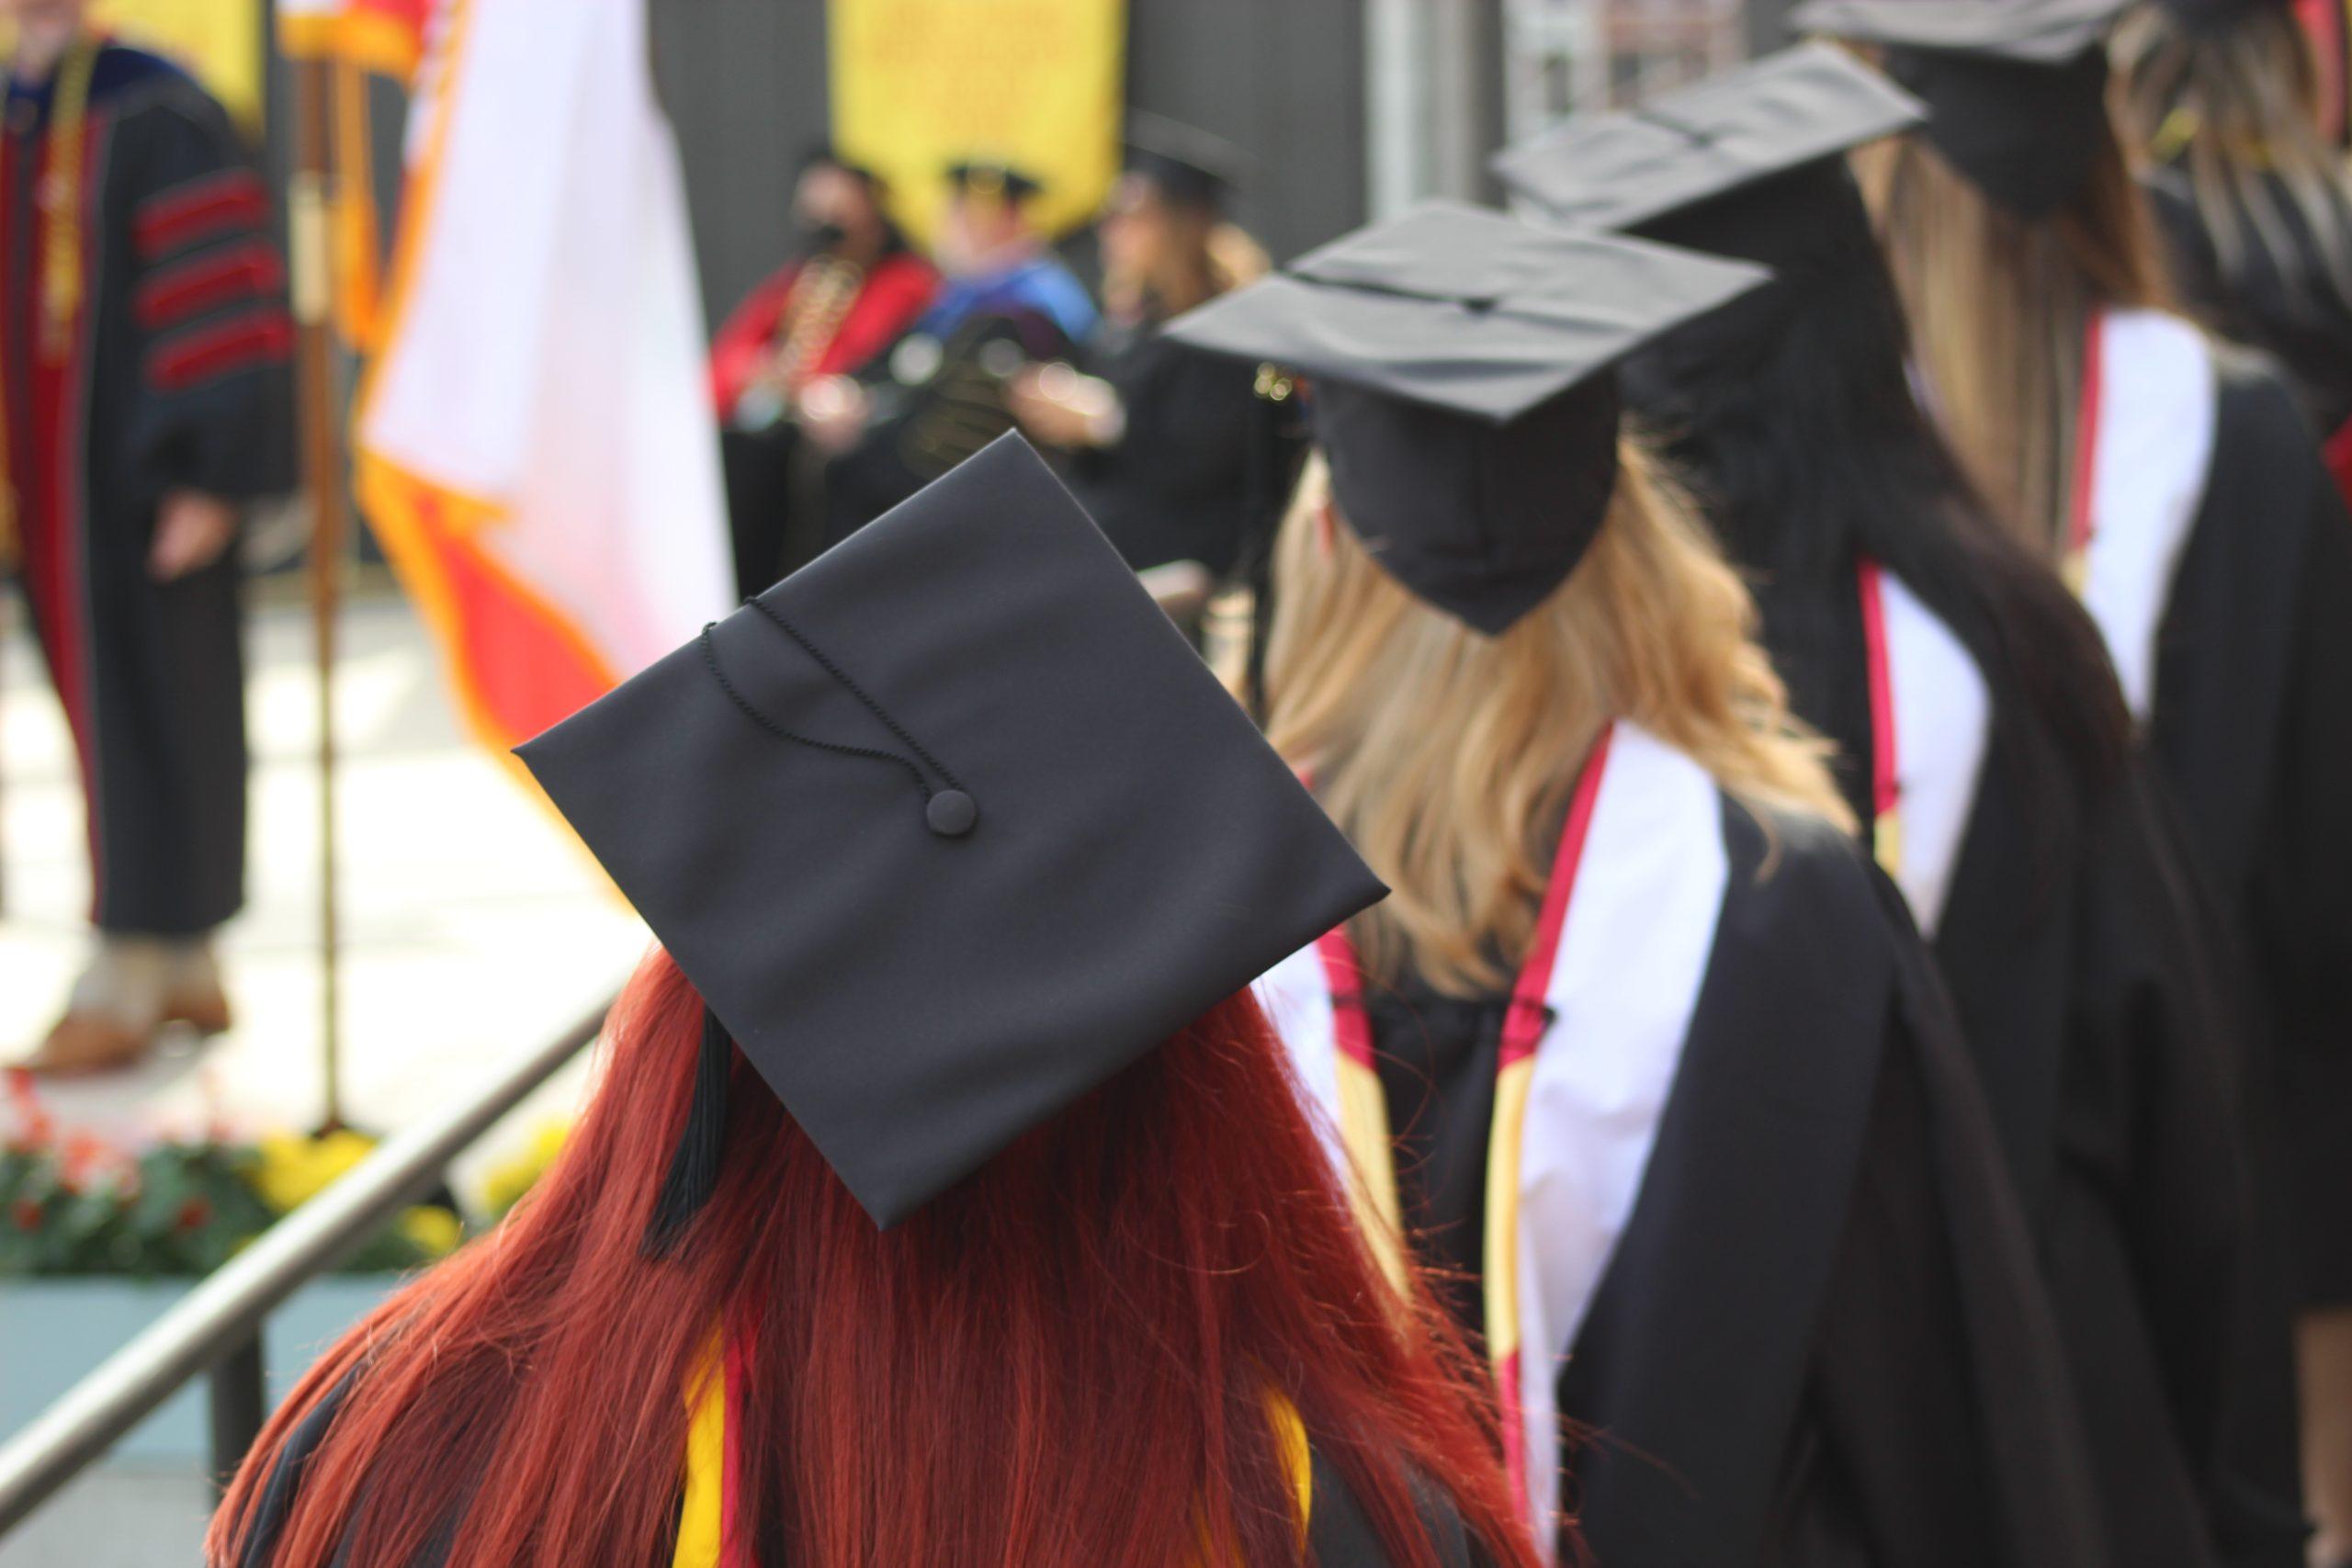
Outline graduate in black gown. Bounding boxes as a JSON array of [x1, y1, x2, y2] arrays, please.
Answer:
[[1798, 0, 2352, 1551], [809, 162, 1096, 545], [1168, 204, 2105, 1567], [2114, 0, 2352, 483], [4, 7, 293, 1074], [209, 437, 1538, 1568], [1010, 115, 1285, 585], [1496, 42, 2305, 1568]]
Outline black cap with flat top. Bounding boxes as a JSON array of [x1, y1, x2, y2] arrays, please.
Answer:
[[945, 159, 1044, 203], [1493, 43, 1924, 234], [1125, 110, 1244, 211], [1160, 199, 1769, 635], [1790, 0, 2133, 217], [516, 434, 1385, 1230]]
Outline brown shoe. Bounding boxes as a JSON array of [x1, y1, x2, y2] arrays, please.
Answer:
[[161, 985, 232, 1035], [23, 1011, 157, 1077]]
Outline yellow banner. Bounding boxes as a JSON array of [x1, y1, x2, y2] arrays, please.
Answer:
[[96, 0, 264, 130], [828, 0, 1125, 244]]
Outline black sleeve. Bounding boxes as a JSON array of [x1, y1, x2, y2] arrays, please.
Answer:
[[120, 86, 296, 502], [1305, 1451, 1490, 1568], [227, 1369, 358, 1568], [2249, 459, 2352, 1065], [2258, 466, 2352, 1304], [2075, 773, 2306, 1568], [1798, 872, 2110, 1568]]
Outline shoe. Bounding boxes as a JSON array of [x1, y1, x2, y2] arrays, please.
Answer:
[[159, 984, 232, 1035], [23, 1010, 157, 1076]]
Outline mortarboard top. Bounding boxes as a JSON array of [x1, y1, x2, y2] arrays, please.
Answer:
[[945, 159, 1044, 204], [1124, 110, 1246, 210], [516, 434, 1385, 1229], [1161, 200, 1768, 634], [1492, 44, 1923, 235], [1791, 0, 2134, 217]]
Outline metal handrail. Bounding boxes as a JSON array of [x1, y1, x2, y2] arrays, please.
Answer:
[[0, 996, 614, 1538]]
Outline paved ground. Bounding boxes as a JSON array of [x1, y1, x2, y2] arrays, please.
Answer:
[[0, 585, 653, 1560]]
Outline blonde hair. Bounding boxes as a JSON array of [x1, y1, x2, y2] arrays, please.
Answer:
[[2115, 4, 2352, 308], [1254, 448, 1849, 997], [1851, 127, 2170, 551]]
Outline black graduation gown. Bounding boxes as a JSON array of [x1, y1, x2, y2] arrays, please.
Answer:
[[227, 1368, 1498, 1568], [821, 297, 1084, 547], [1747, 563, 2306, 1568], [2143, 167, 2352, 441], [2143, 356, 2352, 1311], [1068, 319, 1272, 579], [1367, 798, 2102, 1568], [1, 43, 292, 935]]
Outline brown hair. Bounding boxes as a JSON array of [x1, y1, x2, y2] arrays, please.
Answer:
[[2115, 3, 2352, 309], [1852, 118, 2171, 551]]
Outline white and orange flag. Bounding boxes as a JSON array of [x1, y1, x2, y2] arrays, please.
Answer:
[[356, 0, 731, 766]]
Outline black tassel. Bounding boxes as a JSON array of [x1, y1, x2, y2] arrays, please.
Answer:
[[643, 1006, 733, 1256]]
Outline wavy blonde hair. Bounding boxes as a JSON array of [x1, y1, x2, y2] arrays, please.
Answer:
[[1253, 448, 1849, 997], [1850, 127, 2171, 552]]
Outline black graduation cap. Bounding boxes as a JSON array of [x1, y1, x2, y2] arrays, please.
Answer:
[[516, 434, 1385, 1230], [1124, 110, 1246, 211], [1492, 44, 1924, 234], [2154, 0, 2295, 35], [1159, 200, 1769, 635], [1790, 0, 2133, 217], [945, 159, 1045, 204]]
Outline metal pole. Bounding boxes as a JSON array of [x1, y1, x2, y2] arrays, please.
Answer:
[[288, 52, 348, 1133], [1429, 0, 1509, 203], [206, 1333, 267, 1495], [1365, 0, 1428, 218], [0, 998, 611, 1537]]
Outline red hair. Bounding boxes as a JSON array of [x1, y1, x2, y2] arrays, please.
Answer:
[[209, 951, 1542, 1568]]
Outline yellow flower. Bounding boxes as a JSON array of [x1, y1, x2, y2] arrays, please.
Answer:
[[396, 1204, 464, 1258], [247, 1129, 378, 1215]]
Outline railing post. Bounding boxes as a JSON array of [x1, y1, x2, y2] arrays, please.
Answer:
[[208, 1331, 267, 1495]]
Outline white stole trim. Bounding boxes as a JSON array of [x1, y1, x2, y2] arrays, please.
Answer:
[[1254, 723, 1727, 1556], [1878, 570, 1991, 936], [2080, 309, 2215, 723]]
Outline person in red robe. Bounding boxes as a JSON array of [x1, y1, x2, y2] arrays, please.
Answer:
[[707, 146, 935, 596], [4, 0, 293, 1074]]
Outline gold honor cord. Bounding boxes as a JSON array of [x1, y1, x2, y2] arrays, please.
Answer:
[[0, 31, 98, 566]]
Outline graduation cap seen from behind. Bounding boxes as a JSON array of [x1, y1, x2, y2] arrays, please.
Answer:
[[517, 434, 1385, 1231], [1492, 43, 1924, 235], [1160, 200, 1769, 635], [945, 159, 1045, 204], [1789, 0, 2134, 217], [1124, 110, 1247, 211]]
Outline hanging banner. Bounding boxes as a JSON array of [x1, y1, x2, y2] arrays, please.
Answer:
[[828, 0, 1125, 243], [87, 0, 263, 129]]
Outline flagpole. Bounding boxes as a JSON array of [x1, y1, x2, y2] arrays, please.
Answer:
[[288, 42, 347, 1134]]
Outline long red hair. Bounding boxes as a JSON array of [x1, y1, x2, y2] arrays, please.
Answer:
[[209, 951, 1542, 1567]]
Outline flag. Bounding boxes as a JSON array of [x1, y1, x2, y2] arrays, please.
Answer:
[[277, 0, 433, 77], [356, 0, 730, 768], [828, 0, 1125, 244]]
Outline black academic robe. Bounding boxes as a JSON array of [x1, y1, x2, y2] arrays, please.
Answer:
[[1746, 561, 2306, 1568], [226, 1366, 1498, 1567], [1329, 790, 2102, 1567], [2143, 356, 2352, 1312], [2143, 167, 2352, 442], [1, 42, 293, 935], [1069, 318, 1277, 579], [821, 284, 1086, 547]]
